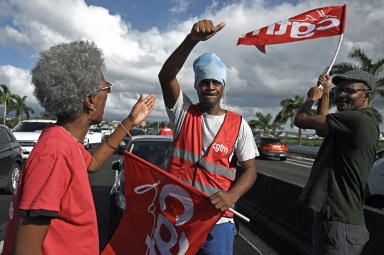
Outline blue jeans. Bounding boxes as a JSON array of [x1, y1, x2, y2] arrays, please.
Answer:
[[312, 217, 369, 255], [197, 222, 235, 255]]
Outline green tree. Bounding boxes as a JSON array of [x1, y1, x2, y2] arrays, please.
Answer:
[[9, 95, 34, 123], [328, 47, 384, 98], [0, 84, 14, 125], [248, 119, 257, 129], [274, 95, 304, 145], [38, 111, 56, 120], [252, 112, 275, 136]]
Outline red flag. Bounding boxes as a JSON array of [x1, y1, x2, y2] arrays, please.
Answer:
[[102, 152, 223, 255], [237, 5, 346, 53]]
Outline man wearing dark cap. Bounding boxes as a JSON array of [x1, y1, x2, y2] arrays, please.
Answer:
[[158, 19, 258, 254], [294, 70, 382, 255]]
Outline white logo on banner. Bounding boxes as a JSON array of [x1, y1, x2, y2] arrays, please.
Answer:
[[253, 11, 340, 39], [134, 182, 192, 254]]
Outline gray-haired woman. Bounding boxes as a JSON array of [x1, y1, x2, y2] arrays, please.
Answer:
[[2, 41, 156, 255]]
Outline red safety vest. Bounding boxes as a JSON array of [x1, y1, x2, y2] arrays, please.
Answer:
[[167, 105, 241, 217]]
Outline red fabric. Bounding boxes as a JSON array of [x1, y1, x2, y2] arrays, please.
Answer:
[[160, 127, 173, 136], [102, 152, 223, 255], [237, 5, 347, 53], [2, 125, 97, 255]]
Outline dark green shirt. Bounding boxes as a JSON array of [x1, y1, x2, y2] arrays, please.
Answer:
[[300, 108, 379, 225]]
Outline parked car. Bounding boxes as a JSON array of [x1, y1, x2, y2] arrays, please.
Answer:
[[101, 126, 111, 140], [116, 127, 146, 154], [0, 125, 23, 193], [365, 149, 384, 209], [101, 126, 111, 135], [12, 119, 55, 159], [84, 126, 103, 149], [255, 136, 288, 161], [109, 135, 174, 236], [130, 127, 145, 136]]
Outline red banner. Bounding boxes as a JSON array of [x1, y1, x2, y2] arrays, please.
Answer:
[[237, 5, 346, 53], [102, 152, 223, 255]]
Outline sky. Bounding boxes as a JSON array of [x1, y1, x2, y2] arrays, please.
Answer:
[[0, 0, 383, 133]]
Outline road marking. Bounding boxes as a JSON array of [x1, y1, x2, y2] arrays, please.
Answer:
[[289, 158, 313, 164], [286, 160, 312, 168], [238, 232, 264, 255]]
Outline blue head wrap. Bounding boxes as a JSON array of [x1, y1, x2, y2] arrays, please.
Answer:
[[193, 52, 227, 89]]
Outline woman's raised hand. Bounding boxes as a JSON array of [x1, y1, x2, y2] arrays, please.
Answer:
[[126, 93, 156, 126]]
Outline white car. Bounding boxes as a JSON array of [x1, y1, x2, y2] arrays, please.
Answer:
[[365, 149, 384, 209], [84, 127, 103, 149], [12, 119, 56, 159], [101, 127, 111, 137]]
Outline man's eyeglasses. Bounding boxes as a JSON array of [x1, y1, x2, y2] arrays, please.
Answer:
[[332, 87, 370, 95], [98, 81, 113, 93]]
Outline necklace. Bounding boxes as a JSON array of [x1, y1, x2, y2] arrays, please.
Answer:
[[58, 125, 87, 168], [58, 126, 84, 144]]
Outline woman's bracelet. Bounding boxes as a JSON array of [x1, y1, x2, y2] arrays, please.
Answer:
[[105, 139, 117, 150], [119, 122, 131, 137]]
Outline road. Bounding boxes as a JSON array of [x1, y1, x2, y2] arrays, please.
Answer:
[[256, 157, 312, 187], [1, 152, 315, 254]]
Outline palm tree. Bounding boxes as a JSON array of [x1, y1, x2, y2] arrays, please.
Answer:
[[9, 95, 34, 123], [274, 95, 304, 145], [0, 84, 14, 125], [328, 47, 384, 98], [252, 112, 276, 136], [249, 115, 283, 135]]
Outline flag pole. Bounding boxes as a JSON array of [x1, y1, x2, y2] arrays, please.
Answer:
[[326, 33, 344, 75], [229, 208, 250, 222]]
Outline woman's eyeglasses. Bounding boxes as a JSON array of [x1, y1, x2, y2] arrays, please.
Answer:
[[332, 87, 370, 95], [98, 81, 113, 93]]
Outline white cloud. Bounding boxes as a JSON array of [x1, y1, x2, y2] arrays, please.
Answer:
[[0, 0, 383, 132], [0, 26, 30, 48], [170, 0, 190, 14], [0, 65, 44, 114]]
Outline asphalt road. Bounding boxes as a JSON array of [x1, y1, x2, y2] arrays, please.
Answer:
[[256, 157, 312, 187], [0, 191, 11, 245]]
